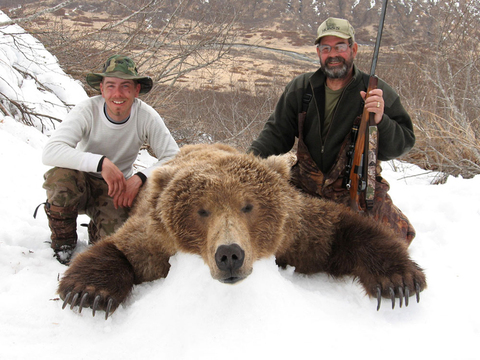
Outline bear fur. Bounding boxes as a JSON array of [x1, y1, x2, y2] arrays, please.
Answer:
[[58, 143, 426, 316]]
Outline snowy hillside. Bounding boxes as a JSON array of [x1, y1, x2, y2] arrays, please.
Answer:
[[0, 11, 87, 135], [1, 11, 479, 360]]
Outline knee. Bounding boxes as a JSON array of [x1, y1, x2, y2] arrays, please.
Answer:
[[43, 167, 86, 207]]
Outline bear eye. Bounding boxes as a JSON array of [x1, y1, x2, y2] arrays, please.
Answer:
[[241, 203, 253, 213], [198, 209, 210, 217]]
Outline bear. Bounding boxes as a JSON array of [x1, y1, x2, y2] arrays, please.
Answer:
[[58, 143, 426, 319]]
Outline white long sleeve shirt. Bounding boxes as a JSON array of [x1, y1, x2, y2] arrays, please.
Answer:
[[42, 96, 179, 179]]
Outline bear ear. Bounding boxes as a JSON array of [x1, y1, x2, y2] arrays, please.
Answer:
[[262, 153, 296, 180], [149, 165, 176, 195], [146, 165, 177, 211]]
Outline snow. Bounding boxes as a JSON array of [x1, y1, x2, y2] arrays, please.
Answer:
[[0, 11, 88, 135], [1, 10, 479, 360]]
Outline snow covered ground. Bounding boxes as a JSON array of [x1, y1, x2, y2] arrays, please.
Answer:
[[1, 10, 479, 360]]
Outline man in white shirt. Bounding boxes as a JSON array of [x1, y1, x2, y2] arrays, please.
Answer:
[[41, 55, 179, 264]]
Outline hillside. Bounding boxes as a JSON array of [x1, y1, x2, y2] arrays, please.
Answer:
[[2, 0, 480, 177], [3, 0, 433, 43], [1, 0, 443, 90], [0, 0, 414, 118]]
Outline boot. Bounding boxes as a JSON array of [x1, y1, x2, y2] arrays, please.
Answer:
[[44, 202, 78, 265]]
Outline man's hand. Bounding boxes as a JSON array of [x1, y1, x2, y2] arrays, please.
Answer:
[[116, 175, 143, 208], [101, 158, 143, 208], [100, 158, 127, 209], [360, 88, 384, 124]]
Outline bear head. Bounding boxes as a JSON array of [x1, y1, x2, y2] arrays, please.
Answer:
[[148, 145, 299, 284]]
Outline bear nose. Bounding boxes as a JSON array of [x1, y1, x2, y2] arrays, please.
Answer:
[[215, 244, 245, 272]]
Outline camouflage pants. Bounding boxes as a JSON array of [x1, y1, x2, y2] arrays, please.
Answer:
[[291, 111, 416, 246], [43, 167, 130, 244]]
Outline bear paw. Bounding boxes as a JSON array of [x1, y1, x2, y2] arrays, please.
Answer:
[[58, 240, 135, 319], [361, 262, 427, 311]]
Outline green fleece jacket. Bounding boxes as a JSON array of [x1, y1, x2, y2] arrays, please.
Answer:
[[249, 65, 415, 174]]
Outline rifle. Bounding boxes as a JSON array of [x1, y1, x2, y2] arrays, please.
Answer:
[[347, 0, 389, 212]]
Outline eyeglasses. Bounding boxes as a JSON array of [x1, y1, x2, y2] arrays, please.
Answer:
[[317, 43, 350, 54]]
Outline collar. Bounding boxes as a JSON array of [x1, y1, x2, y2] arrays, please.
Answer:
[[103, 103, 131, 125]]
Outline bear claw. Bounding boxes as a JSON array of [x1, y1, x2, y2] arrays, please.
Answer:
[[105, 298, 115, 320], [92, 295, 100, 317], [389, 287, 396, 309], [376, 281, 422, 311], [62, 292, 116, 320], [62, 292, 72, 310], [78, 293, 89, 314]]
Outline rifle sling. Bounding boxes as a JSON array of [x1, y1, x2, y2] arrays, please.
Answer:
[[366, 120, 378, 210], [345, 73, 380, 211], [364, 74, 379, 210], [301, 84, 313, 113]]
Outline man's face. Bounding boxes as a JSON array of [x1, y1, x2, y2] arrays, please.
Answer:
[[317, 36, 357, 79], [100, 77, 141, 122]]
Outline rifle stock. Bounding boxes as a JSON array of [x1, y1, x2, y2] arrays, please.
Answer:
[[349, 75, 378, 212]]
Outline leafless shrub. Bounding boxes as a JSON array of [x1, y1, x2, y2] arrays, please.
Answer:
[[380, 0, 480, 178], [33, 0, 237, 101], [1, 0, 237, 126], [157, 78, 283, 151]]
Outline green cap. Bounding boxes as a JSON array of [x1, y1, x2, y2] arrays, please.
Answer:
[[314, 17, 355, 44], [86, 55, 153, 94]]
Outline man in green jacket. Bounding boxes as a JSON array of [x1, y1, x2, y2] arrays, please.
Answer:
[[249, 18, 416, 244]]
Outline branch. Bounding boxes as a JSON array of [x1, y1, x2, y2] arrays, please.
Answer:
[[0, 101, 13, 117], [0, 90, 63, 131], [0, 0, 75, 27]]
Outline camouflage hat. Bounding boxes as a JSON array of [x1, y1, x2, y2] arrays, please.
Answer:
[[314, 17, 355, 44], [86, 55, 153, 94]]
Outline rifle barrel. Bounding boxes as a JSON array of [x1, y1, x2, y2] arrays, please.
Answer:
[[370, 0, 389, 76]]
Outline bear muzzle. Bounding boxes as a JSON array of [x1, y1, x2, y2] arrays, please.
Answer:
[[214, 244, 247, 284]]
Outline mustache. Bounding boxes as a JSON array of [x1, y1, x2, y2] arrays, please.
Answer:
[[325, 57, 346, 66]]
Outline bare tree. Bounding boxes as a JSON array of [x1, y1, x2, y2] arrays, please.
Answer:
[[1, 11, 78, 131], [1, 0, 237, 126], [389, 0, 480, 178], [156, 73, 284, 151], [27, 1, 237, 106]]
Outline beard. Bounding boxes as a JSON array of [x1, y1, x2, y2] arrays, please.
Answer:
[[322, 56, 354, 79]]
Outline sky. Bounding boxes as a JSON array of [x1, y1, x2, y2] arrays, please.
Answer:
[[1, 10, 479, 360]]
